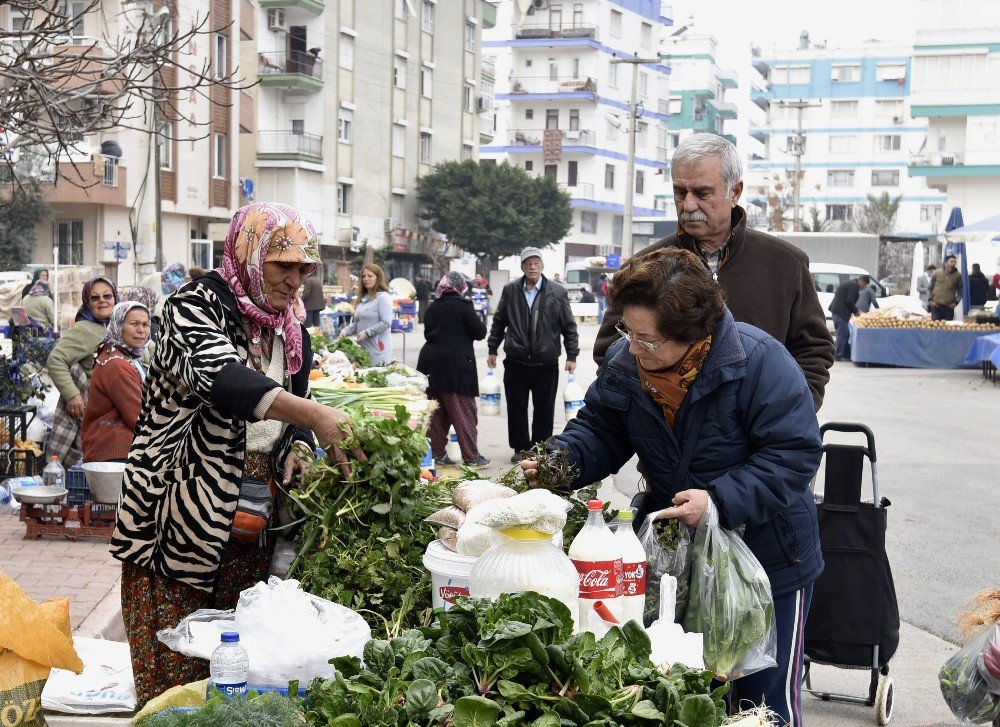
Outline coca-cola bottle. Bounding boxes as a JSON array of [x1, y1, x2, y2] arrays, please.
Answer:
[[569, 500, 623, 633], [614, 509, 647, 625]]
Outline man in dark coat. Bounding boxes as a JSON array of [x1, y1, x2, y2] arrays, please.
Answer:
[[829, 276, 867, 361], [593, 133, 834, 410], [301, 269, 326, 328], [488, 247, 579, 462], [969, 263, 990, 307], [414, 273, 433, 324]]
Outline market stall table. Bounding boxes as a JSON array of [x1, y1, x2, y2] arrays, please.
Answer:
[[848, 322, 991, 369], [965, 332, 1000, 382]]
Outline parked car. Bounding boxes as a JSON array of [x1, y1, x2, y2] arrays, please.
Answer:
[[810, 263, 926, 331]]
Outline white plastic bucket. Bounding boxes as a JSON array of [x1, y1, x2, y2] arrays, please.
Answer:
[[423, 540, 478, 610]]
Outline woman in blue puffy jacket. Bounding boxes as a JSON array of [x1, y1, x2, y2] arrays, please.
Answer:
[[522, 247, 823, 726]]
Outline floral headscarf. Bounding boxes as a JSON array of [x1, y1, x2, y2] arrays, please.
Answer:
[[121, 285, 160, 311], [217, 202, 321, 375], [436, 272, 467, 298], [28, 279, 50, 297], [75, 277, 119, 325], [97, 301, 150, 359], [161, 263, 186, 295]]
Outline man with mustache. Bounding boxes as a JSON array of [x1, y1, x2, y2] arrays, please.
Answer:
[[594, 133, 834, 410]]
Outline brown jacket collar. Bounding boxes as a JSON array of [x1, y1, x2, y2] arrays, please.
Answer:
[[675, 205, 748, 258]]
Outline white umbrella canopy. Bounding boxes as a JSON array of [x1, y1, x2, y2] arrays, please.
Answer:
[[909, 241, 925, 298]]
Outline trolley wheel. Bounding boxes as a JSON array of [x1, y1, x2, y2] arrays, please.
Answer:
[[874, 674, 893, 725]]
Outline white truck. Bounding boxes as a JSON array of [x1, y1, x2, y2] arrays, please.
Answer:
[[563, 257, 616, 303]]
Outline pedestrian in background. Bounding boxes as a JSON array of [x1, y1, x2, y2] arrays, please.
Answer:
[[928, 255, 962, 321], [414, 273, 433, 324], [596, 273, 609, 323], [829, 276, 867, 361], [969, 263, 990, 308], [417, 272, 489, 467], [19, 277, 55, 333], [856, 278, 880, 313], [301, 268, 326, 328], [341, 262, 393, 365], [916, 264, 935, 309], [487, 247, 579, 463]]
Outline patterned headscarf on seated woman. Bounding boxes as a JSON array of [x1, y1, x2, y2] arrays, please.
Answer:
[[74, 277, 120, 325], [216, 202, 321, 375]]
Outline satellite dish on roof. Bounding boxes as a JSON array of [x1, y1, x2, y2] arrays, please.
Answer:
[[100, 140, 123, 158]]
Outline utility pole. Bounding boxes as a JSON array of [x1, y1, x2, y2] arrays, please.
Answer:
[[611, 55, 660, 259], [774, 100, 820, 231]]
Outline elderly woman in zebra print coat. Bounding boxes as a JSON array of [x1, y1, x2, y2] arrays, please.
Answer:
[[110, 203, 360, 707]]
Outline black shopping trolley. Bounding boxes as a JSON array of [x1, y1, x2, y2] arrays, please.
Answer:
[[803, 422, 900, 725]]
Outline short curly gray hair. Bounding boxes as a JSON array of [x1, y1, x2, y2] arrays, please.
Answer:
[[672, 133, 743, 195]]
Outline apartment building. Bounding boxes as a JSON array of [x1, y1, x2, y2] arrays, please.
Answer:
[[747, 35, 946, 235], [2, 0, 242, 286], [247, 0, 490, 282], [481, 0, 673, 269], [907, 0, 1000, 227]]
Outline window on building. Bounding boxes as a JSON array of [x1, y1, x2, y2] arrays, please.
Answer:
[[391, 194, 405, 225], [420, 66, 432, 97], [190, 239, 211, 270], [567, 160, 578, 186], [419, 132, 432, 163], [422, 0, 434, 33], [569, 109, 579, 130], [920, 204, 942, 224], [641, 22, 652, 48], [340, 33, 354, 70], [158, 122, 172, 170], [464, 82, 475, 112], [291, 119, 304, 134], [549, 4, 562, 31], [771, 64, 810, 84], [670, 133, 680, 148], [580, 211, 597, 234], [876, 63, 906, 82], [337, 183, 352, 214], [549, 60, 558, 81], [338, 108, 353, 143], [524, 161, 533, 171], [609, 62, 618, 87], [395, 0, 416, 19], [871, 169, 899, 186], [828, 134, 856, 153], [465, 21, 475, 52], [56, 219, 84, 265], [876, 99, 904, 117], [572, 3, 583, 27], [826, 169, 854, 187], [609, 9, 621, 37], [572, 57, 581, 78], [544, 164, 557, 179], [604, 163, 614, 189], [392, 123, 405, 157], [214, 33, 227, 79], [826, 204, 853, 221], [545, 109, 559, 129], [830, 100, 858, 119], [462, 144, 474, 161], [394, 56, 407, 88], [103, 155, 119, 186], [62, 0, 85, 38], [612, 215, 623, 247], [635, 170, 644, 195], [938, 128, 947, 152], [875, 134, 901, 151], [213, 132, 226, 178], [831, 64, 860, 82], [638, 71, 647, 97]]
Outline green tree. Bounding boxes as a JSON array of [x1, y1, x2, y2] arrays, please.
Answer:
[[417, 160, 572, 272], [849, 192, 902, 237], [0, 161, 51, 270]]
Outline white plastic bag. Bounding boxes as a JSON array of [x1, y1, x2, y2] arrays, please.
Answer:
[[473, 489, 569, 535], [158, 578, 371, 687], [456, 500, 506, 557], [645, 576, 704, 671], [41, 637, 136, 714]]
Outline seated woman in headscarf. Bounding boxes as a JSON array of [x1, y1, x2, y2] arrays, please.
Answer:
[[46, 277, 119, 465], [19, 277, 55, 333], [110, 203, 361, 709], [82, 302, 151, 463], [20, 268, 51, 299], [121, 284, 163, 360]]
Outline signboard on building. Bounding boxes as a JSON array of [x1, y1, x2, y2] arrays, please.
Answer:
[[543, 129, 562, 165]]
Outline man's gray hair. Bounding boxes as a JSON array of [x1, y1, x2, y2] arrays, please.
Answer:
[[672, 133, 743, 194]]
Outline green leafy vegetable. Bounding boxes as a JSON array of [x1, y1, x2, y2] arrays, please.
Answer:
[[137, 690, 304, 727], [327, 336, 371, 367]]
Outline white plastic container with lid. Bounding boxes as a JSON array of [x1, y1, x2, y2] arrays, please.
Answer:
[[563, 374, 585, 420], [423, 540, 478, 610], [469, 528, 579, 631], [613, 510, 647, 626], [446, 429, 462, 463], [479, 370, 502, 416], [569, 500, 623, 634], [42, 456, 65, 489]]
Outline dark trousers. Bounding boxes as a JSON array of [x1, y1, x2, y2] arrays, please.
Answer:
[[930, 302, 955, 321], [727, 585, 812, 727], [503, 359, 559, 453], [832, 314, 851, 360], [417, 300, 429, 324], [305, 309, 322, 328]]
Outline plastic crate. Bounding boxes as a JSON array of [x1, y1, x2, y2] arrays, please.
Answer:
[[391, 319, 414, 333], [397, 300, 417, 316], [66, 465, 90, 506]]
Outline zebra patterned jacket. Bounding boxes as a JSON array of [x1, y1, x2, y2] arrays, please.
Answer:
[[110, 271, 314, 592]]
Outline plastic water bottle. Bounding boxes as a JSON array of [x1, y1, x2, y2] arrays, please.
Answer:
[[563, 374, 585, 420], [209, 632, 249, 698], [479, 370, 501, 416], [420, 439, 436, 478], [42, 456, 65, 489], [614, 510, 647, 625], [446, 430, 462, 463]]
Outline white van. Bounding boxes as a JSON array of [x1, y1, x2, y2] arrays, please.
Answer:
[[810, 263, 924, 330]]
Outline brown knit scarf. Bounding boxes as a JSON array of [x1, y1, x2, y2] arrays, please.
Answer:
[[637, 336, 712, 427]]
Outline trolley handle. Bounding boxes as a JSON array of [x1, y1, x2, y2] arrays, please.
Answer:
[[819, 421, 877, 463]]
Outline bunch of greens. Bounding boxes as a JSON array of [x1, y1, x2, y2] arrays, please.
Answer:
[[642, 518, 692, 626], [309, 330, 330, 353], [356, 368, 389, 388], [289, 406, 449, 635], [939, 629, 1000, 725], [305, 591, 728, 727], [137, 691, 304, 727], [327, 336, 371, 367]]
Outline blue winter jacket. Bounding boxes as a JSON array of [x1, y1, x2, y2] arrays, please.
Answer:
[[555, 311, 824, 597]]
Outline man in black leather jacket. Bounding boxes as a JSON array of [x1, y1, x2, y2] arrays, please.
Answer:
[[487, 247, 579, 462]]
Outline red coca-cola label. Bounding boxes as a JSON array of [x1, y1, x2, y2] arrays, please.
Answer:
[[622, 561, 646, 597], [439, 585, 469, 604], [573, 558, 623, 599]]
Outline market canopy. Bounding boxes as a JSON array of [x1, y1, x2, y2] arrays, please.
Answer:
[[943, 213, 1000, 242], [943, 207, 971, 316]]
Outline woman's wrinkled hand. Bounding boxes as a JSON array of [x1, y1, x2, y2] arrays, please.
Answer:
[[519, 459, 539, 486], [66, 395, 86, 421], [281, 449, 314, 487], [655, 489, 709, 527], [310, 405, 366, 478]]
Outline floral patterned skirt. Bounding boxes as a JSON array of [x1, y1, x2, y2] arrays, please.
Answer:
[[120, 454, 277, 709]]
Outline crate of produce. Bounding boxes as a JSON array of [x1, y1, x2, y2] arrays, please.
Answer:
[[397, 300, 417, 316], [391, 318, 414, 333], [66, 465, 90, 506]]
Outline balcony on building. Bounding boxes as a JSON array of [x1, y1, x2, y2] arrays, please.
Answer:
[[750, 84, 769, 111], [717, 68, 738, 90], [748, 122, 767, 144], [507, 75, 598, 101], [37, 157, 128, 206], [508, 128, 597, 148], [479, 115, 496, 144], [482, 0, 498, 29], [258, 51, 323, 93], [908, 150, 1000, 181], [481, 56, 496, 81], [257, 130, 323, 163], [708, 98, 737, 119], [259, 0, 324, 15], [559, 181, 595, 198], [512, 22, 598, 43]]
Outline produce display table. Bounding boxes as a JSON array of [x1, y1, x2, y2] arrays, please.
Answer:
[[19, 502, 117, 540], [965, 332, 1000, 382], [848, 322, 990, 369]]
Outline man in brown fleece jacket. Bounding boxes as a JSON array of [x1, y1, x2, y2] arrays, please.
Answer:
[[594, 133, 834, 410]]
